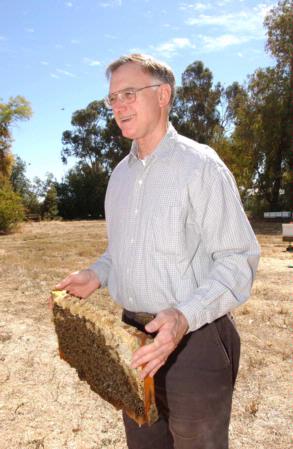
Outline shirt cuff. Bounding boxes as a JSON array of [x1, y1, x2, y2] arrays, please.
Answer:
[[174, 298, 205, 333], [88, 261, 109, 288]]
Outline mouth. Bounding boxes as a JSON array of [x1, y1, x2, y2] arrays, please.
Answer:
[[119, 114, 135, 123]]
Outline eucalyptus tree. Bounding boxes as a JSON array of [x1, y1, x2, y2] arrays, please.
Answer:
[[171, 61, 222, 145]]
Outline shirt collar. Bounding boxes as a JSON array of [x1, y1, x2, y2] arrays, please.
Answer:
[[128, 122, 177, 167]]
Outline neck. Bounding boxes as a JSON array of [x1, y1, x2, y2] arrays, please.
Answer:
[[137, 119, 169, 159]]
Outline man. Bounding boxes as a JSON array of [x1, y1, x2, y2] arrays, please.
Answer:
[[56, 54, 260, 449]]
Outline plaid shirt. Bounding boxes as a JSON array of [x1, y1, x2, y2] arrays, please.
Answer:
[[90, 123, 260, 332]]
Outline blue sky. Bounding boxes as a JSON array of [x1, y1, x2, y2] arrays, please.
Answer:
[[1, 0, 276, 181]]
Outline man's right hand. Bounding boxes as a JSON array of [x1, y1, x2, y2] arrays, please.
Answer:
[[54, 269, 101, 299]]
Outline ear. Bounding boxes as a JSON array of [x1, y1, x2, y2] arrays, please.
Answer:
[[158, 84, 172, 108]]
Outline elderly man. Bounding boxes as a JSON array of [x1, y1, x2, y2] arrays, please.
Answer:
[[56, 54, 260, 449]]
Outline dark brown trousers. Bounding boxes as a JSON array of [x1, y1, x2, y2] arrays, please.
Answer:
[[122, 312, 240, 449]]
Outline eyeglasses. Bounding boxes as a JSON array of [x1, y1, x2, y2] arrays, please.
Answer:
[[104, 84, 162, 109]]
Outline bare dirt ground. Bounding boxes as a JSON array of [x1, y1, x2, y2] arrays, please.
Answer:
[[0, 220, 291, 449]]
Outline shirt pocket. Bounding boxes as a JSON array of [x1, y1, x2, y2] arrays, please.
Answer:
[[151, 205, 185, 255]]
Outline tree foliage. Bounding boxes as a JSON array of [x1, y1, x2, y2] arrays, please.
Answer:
[[61, 100, 131, 175], [10, 156, 30, 196], [217, 1, 293, 213], [264, 0, 293, 72], [42, 185, 59, 219], [0, 98, 32, 232], [1, 1, 290, 227], [0, 183, 24, 233], [56, 163, 108, 219], [10, 160, 59, 218], [59, 100, 130, 219], [171, 61, 222, 145], [0, 96, 32, 183]]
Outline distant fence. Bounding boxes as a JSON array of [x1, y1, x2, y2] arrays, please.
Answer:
[[264, 211, 292, 220], [25, 214, 41, 222]]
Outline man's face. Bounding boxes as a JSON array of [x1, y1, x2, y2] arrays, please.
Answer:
[[109, 62, 163, 141]]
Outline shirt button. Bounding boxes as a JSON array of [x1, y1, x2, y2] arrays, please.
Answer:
[[138, 179, 143, 185], [130, 238, 134, 243], [129, 297, 133, 303], [134, 209, 138, 215]]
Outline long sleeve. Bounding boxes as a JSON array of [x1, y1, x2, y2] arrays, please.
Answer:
[[88, 125, 260, 323], [175, 165, 260, 332], [89, 247, 112, 288]]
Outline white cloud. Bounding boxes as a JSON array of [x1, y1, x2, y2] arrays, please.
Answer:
[[199, 33, 248, 51], [253, 2, 274, 17], [150, 37, 195, 58], [50, 73, 60, 79], [24, 27, 34, 33], [40, 61, 49, 65], [186, 12, 252, 33], [56, 68, 76, 77], [65, 1, 73, 6], [55, 44, 64, 49], [71, 39, 80, 44], [179, 2, 211, 11], [0, 36, 7, 41], [186, 4, 273, 39], [83, 57, 101, 67]]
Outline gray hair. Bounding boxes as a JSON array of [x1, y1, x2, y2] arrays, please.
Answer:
[[106, 53, 176, 107]]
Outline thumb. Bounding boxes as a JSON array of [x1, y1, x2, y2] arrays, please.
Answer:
[[54, 278, 70, 290], [145, 315, 163, 333]]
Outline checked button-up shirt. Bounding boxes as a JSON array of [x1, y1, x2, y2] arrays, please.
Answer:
[[90, 123, 260, 332]]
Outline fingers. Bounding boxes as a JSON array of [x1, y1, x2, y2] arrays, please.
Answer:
[[48, 285, 81, 311], [54, 271, 84, 292], [54, 276, 72, 290], [146, 309, 189, 343], [134, 346, 169, 379], [132, 309, 189, 379], [145, 314, 165, 333], [50, 270, 96, 312], [141, 358, 166, 379], [145, 309, 180, 334], [66, 286, 84, 299], [132, 338, 173, 378], [148, 360, 166, 378], [132, 340, 166, 365]]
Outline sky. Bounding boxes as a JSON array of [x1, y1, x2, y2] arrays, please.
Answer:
[[1, 0, 277, 182]]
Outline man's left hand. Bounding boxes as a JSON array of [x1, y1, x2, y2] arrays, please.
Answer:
[[131, 308, 189, 379]]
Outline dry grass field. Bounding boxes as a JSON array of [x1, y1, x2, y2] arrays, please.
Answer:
[[0, 220, 291, 449]]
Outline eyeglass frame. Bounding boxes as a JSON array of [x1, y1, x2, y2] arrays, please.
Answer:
[[104, 84, 162, 109]]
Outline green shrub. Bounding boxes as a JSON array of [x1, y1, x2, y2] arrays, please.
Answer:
[[42, 185, 59, 220], [0, 184, 24, 233]]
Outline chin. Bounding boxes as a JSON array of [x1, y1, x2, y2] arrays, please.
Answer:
[[121, 127, 137, 140]]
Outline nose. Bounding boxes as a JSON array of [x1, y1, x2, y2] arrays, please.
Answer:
[[112, 97, 128, 114]]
